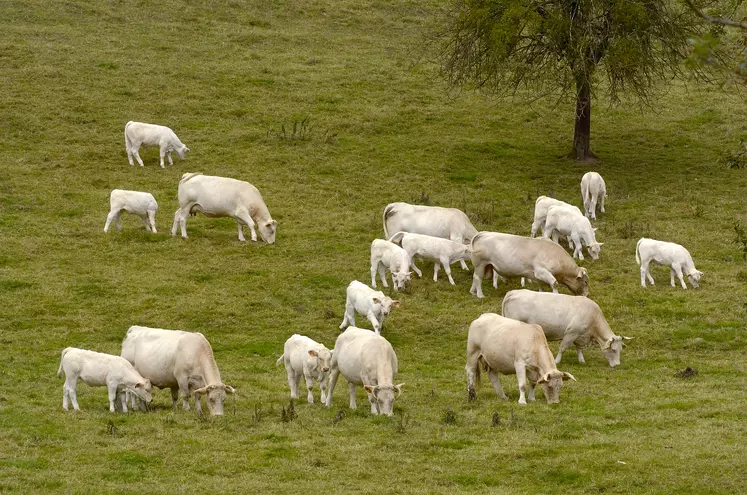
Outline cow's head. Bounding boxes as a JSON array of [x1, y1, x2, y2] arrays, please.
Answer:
[[372, 296, 400, 317], [308, 347, 332, 377], [587, 242, 603, 261], [687, 269, 703, 288], [536, 370, 575, 404], [259, 219, 277, 244], [601, 336, 633, 367], [364, 383, 404, 416], [131, 379, 153, 404], [176, 145, 190, 160], [392, 270, 411, 291], [567, 267, 589, 296], [194, 383, 236, 416]]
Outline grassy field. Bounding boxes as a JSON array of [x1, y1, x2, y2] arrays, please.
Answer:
[[2, 0, 747, 493]]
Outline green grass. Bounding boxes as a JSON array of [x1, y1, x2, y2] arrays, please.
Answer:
[[2, 0, 747, 493]]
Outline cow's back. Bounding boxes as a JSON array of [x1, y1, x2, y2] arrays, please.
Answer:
[[178, 174, 260, 214], [122, 326, 189, 388], [384, 202, 473, 240], [337, 333, 395, 384]]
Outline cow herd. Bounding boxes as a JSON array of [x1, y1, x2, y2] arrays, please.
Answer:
[[57, 122, 705, 417]]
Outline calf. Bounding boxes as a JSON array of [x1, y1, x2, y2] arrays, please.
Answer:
[[469, 232, 589, 298], [325, 327, 403, 416], [501, 289, 632, 367], [370, 239, 411, 291], [276, 334, 332, 404], [57, 347, 152, 412], [124, 121, 189, 168], [339, 280, 400, 334], [388, 231, 471, 285], [465, 313, 576, 405], [636, 238, 703, 289], [382, 202, 477, 270], [543, 205, 602, 261], [581, 172, 607, 220], [171, 173, 277, 243], [104, 189, 158, 233], [121, 326, 235, 416], [531, 196, 582, 238]]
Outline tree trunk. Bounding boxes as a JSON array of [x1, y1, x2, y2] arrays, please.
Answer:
[[572, 77, 593, 160]]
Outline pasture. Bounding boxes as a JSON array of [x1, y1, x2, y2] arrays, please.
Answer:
[[1, 0, 747, 493]]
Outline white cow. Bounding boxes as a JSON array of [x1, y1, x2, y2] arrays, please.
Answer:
[[171, 173, 277, 243], [388, 231, 471, 285], [370, 239, 411, 291], [543, 205, 602, 261], [121, 326, 235, 416], [325, 327, 403, 416], [636, 238, 703, 289], [124, 121, 189, 168], [501, 289, 632, 367], [531, 196, 582, 238], [339, 280, 400, 334], [465, 313, 576, 405], [104, 189, 158, 233], [57, 347, 152, 413], [581, 172, 607, 220], [469, 232, 589, 298], [382, 202, 477, 270], [276, 334, 332, 404]]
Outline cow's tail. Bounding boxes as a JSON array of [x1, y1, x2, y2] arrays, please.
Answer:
[[57, 348, 71, 377], [500, 291, 512, 316], [124, 121, 134, 152], [179, 172, 202, 184], [382, 204, 396, 239], [581, 178, 590, 208], [388, 231, 406, 245], [635, 238, 643, 266], [475, 355, 491, 387], [275, 354, 284, 367]]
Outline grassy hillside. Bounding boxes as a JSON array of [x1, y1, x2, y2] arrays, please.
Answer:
[[1, 0, 747, 493]]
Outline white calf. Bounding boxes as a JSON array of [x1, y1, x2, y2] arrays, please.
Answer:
[[104, 189, 158, 233], [276, 334, 332, 404], [370, 239, 411, 291], [543, 205, 602, 261], [531, 196, 582, 238], [636, 238, 703, 289], [581, 172, 607, 220], [57, 347, 152, 412], [339, 280, 400, 334], [124, 121, 189, 168], [388, 231, 471, 285]]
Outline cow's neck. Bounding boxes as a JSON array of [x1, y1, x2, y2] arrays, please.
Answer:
[[198, 353, 222, 386]]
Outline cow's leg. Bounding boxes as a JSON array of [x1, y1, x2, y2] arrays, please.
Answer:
[[127, 147, 134, 166], [236, 210, 256, 242], [339, 303, 354, 330], [159, 148, 166, 168], [141, 214, 151, 232], [319, 375, 328, 404], [515, 362, 528, 405], [600, 193, 606, 213], [287, 368, 298, 399], [493, 270, 499, 289], [589, 194, 598, 220], [576, 346, 586, 364], [433, 262, 440, 282], [367, 311, 381, 334], [194, 393, 203, 415], [65, 377, 80, 411], [530, 219, 542, 238], [104, 210, 120, 233], [177, 377, 191, 410], [107, 382, 119, 413], [410, 258, 422, 278], [640, 258, 652, 287], [670, 267, 676, 287], [325, 369, 339, 407], [465, 348, 480, 400], [236, 221, 246, 242], [572, 235, 584, 260], [133, 146, 145, 167], [459, 259, 469, 271], [167, 151, 173, 166], [171, 388, 179, 410], [533, 267, 558, 293], [370, 260, 378, 288], [378, 264, 388, 288], [441, 258, 456, 285], [348, 382, 357, 410], [62, 382, 70, 410], [148, 210, 157, 233], [487, 370, 507, 400], [171, 207, 190, 238], [366, 385, 378, 415], [527, 380, 536, 402], [470, 262, 486, 298], [555, 334, 577, 364], [674, 265, 688, 289]]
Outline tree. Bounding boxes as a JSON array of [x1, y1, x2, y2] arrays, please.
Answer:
[[430, 0, 716, 160]]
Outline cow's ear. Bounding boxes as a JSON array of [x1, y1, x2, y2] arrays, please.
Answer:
[[270, 219, 278, 226], [308, 350, 318, 357], [536, 373, 549, 384], [364, 385, 374, 394], [135, 382, 145, 389], [562, 372, 577, 382], [391, 300, 401, 307], [395, 383, 405, 397], [602, 338, 613, 350], [372, 297, 381, 305]]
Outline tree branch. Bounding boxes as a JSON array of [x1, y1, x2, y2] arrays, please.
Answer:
[[683, 0, 747, 29]]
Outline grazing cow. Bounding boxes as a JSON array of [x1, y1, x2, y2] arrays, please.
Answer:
[[382, 202, 477, 270], [543, 205, 603, 261], [325, 327, 403, 416], [104, 189, 158, 233], [171, 173, 277, 243], [276, 334, 332, 404], [469, 232, 589, 298], [57, 347, 152, 413], [501, 289, 632, 367], [339, 280, 400, 334], [465, 313, 576, 405], [531, 196, 582, 238], [636, 238, 703, 289], [124, 121, 189, 168], [581, 172, 607, 220], [388, 231, 471, 285], [121, 326, 235, 416], [370, 239, 411, 291]]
